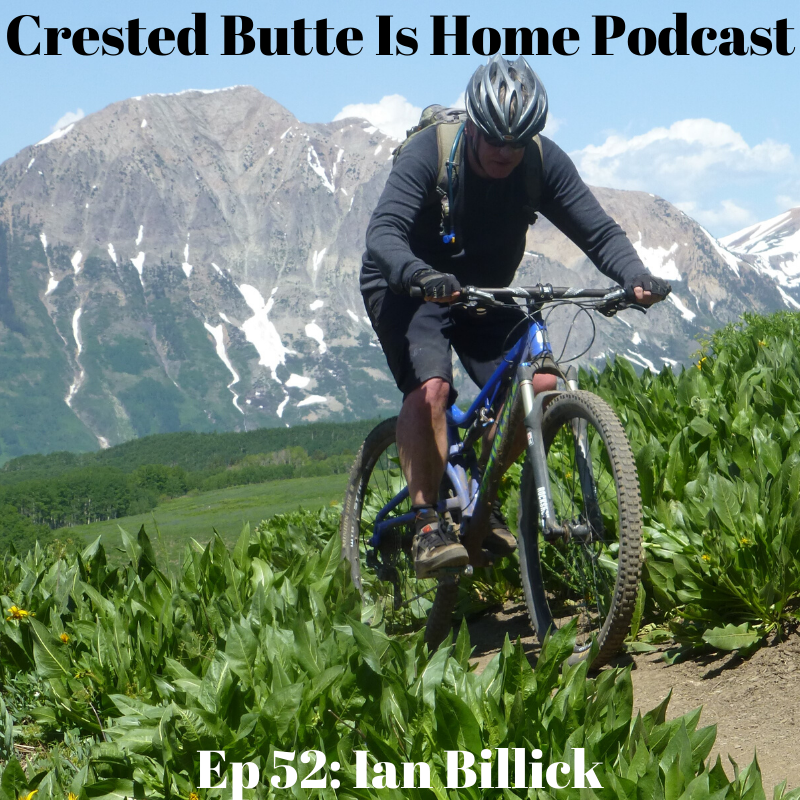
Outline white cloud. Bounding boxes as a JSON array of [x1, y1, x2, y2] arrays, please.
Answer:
[[675, 199, 755, 231], [334, 95, 421, 141], [569, 118, 797, 234], [52, 109, 84, 131], [776, 194, 800, 211], [571, 119, 793, 195], [542, 115, 562, 136]]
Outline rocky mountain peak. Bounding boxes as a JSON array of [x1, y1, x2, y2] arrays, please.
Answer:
[[0, 87, 795, 462]]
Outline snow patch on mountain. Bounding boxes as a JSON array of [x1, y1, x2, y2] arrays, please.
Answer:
[[722, 209, 800, 292], [285, 373, 311, 389], [71, 250, 83, 274], [276, 394, 290, 418], [699, 226, 740, 277], [237, 284, 292, 380], [312, 248, 326, 273], [131, 252, 145, 286], [65, 371, 84, 408], [722, 210, 795, 254], [204, 322, 243, 413], [307, 148, 335, 193], [107, 243, 117, 264], [626, 350, 656, 371], [777, 286, 800, 309], [37, 124, 75, 146], [182, 238, 193, 277], [297, 395, 327, 407], [633, 234, 681, 281], [72, 308, 83, 355], [305, 322, 327, 354], [668, 294, 696, 322], [66, 308, 87, 406]]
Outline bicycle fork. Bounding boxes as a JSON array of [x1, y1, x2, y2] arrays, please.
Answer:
[[519, 366, 600, 542]]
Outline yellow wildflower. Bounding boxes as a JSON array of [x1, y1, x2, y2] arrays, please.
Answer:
[[701, 554, 711, 562], [189, 793, 200, 800], [740, 537, 752, 546], [19, 791, 38, 800], [758, 340, 766, 347], [68, 793, 79, 800], [697, 356, 708, 370], [60, 633, 70, 643], [6, 606, 31, 621]]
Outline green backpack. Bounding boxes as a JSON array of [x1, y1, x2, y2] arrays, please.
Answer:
[[392, 105, 544, 245]]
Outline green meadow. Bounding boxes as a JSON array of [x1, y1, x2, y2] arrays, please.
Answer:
[[53, 472, 348, 567]]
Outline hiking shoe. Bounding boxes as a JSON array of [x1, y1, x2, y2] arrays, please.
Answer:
[[484, 499, 517, 556], [412, 508, 468, 579]]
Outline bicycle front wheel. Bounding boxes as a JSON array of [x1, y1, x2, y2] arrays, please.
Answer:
[[340, 416, 458, 648], [518, 391, 642, 668]]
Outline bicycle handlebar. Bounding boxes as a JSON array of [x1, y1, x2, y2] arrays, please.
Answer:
[[408, 284, 645, 316]]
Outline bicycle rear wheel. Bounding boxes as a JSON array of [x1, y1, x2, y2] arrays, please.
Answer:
[[340, 416, 459, 648], [518, 390, 641, 668]]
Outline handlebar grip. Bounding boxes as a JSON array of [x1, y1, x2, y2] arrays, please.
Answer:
[[409, 286, 423, 298]]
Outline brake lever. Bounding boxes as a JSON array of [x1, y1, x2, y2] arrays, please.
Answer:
[[461, 286, 507, 308], [597, 287, 649, 317], [467, 288, 495, 303]]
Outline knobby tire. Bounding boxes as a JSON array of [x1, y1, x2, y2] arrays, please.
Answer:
[[340, 416, 458, 649], [518, 390, 642, 668]]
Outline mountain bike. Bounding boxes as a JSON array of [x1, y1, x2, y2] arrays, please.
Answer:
[[340, 285, 644, 668]]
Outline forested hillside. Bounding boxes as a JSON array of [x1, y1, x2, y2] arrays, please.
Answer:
[[0, 418, 381, 546]]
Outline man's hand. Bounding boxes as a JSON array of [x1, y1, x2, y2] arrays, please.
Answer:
[[624, 274, 672, 307], [410, 268, 461, 303]]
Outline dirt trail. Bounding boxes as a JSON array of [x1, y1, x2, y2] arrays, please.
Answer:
[[468, 602, 800, 793]]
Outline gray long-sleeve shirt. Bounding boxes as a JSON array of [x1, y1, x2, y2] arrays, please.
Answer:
[[360, 126, 645, 296]]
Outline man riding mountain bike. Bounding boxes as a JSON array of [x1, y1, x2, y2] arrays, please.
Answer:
[[360, 54, 670, 579]]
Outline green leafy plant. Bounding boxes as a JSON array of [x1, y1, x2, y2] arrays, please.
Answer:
[[584, 312, 800, 654], [0, 507, 795, 798]]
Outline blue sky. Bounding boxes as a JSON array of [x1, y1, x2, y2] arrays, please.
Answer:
[[2, 0, 798, 236]]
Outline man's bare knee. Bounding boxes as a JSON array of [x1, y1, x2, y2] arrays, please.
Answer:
[[533, 373, 558, 394], [404, 378, 450, 415]]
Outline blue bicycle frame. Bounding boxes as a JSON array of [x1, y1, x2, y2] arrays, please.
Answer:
[[370, 313, 554, 548]]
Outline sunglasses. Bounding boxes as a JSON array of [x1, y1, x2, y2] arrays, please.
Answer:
[[480, 130, 527, 150]]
